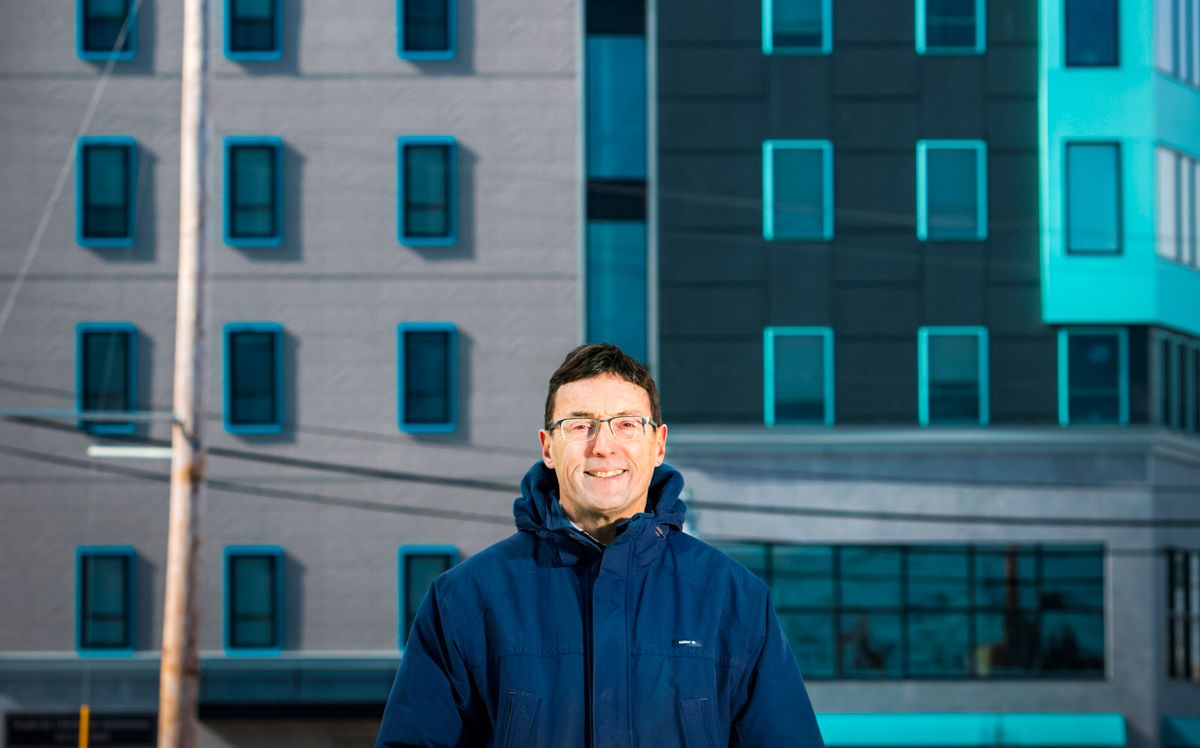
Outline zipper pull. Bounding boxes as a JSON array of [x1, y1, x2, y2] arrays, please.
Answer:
[[655, 526, 665, 539]]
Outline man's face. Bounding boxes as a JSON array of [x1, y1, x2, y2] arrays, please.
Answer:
[[539, 374, 668, 526]]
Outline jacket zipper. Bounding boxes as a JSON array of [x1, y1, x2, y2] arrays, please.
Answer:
[[582, 551, 599, 748]]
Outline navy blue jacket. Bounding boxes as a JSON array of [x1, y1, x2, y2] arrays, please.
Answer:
[[375, 462, 824, 748]]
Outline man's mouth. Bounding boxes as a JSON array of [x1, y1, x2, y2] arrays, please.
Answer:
[[585, 469, 627, 478]]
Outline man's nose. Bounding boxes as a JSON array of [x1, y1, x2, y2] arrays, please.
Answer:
[[588, 422, 618, 454]]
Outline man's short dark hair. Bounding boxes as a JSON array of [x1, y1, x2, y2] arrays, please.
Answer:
[[544, 343, 662, 428]]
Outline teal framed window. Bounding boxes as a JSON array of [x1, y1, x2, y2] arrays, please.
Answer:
[[76, 546, 136, 655], [224, 137, 283, 247], [1155, 331, 1199, 433], [224, 0, 282, 60], [1058, 328, 1129, 425], [77, 0, 136, 60], [1065, 0, 1118, 66], [397, 546, 459, 648], [397, 136, 457, 247], [397, 0, 455, 60], [223, 323, 284, 434], [224, 546, 284, 654], [763, 0, 832, 54], [76, 322, 137, 434], [918, 327, 989, 426], [763, 140, 834, 241], [714, 542, 1106, 679], [1066, 143, 1122, 254], [586, 222, 648, 364], [917, 140, 987, 241], [397, 322, 457, 433], [764, 327, 834, 427], [77, 137, 136, 247], [916, 0, 986, 54]]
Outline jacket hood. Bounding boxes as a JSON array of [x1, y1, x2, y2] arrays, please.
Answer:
[[513, 461, 687, 538]]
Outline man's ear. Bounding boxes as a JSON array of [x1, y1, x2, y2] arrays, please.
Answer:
[[539, 429, 555, 468], [654, 423, 667, 466]]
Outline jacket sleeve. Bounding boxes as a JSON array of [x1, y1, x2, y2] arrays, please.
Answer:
[[731, 592, 825, 748], [375, 580, 481, 748]]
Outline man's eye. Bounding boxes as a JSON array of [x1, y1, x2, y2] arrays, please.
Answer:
[[614, 419, 639, 430], [565, 421, 592, 432]]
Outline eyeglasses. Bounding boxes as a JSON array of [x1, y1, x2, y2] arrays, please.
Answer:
[[546, 416, 658, 442]]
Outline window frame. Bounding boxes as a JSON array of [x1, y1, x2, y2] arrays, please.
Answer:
[[223, 322, 285, 434], [396, 136, 458, 247], [76, 136, 137, 248], [396, 0, 457, 60], [76, 0, 137, 61], [762, 140, 834, 242], [397, 545, 460, 650], [1057, 327, 1130, 426], [915, 0, 987, 55], [763, 326, 835, 427], [223, 545, 285, 656], [223, 0, 284, 61], [762, 0, 833, 55], [917, 326, 990, 427], [397, 322, 458, 433], [1064, 141, 1123, 255], [76, 322, 138, 435], [76, 546, 137, 656], [223, 136, 284, 248], [917, 140, 988, 242]]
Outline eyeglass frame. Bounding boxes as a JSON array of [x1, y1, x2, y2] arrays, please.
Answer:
[[545, 415, 660, 441]]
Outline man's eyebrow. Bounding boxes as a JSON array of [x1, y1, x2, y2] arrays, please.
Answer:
[[564, 410, 640, 418]]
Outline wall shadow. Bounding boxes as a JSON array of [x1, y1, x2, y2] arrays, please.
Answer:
[[413, 327, 472, 445], [136, 330, 156, 439], [284, 553, 304, 650], [137, 552, 156, 649]]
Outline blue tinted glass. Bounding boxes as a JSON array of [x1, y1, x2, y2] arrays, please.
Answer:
[[908, 548, 969, 607], [781, 612, 836, 677], [773, 546, 834, 607], [840, 611, 902, 676], [773, 0, 824, 49], [83, 145, 130, 238], [404, 554, 452, 635], [717, 543, 769, 577], [586, 222, 647, 363], [908, 613, 970, 674], [1041, 550, 1104, 609], [926, 148, 979, 238], [404, 145, 451, 238], [925, 0, 977, 49], [82, 331, 131, 413], [229, 331, 278, 426], [404, 330, 452, 424], [84, 0, 132, 53], [927, 334, 981, 423], [230, 555, 277, 648], [975, 611, 1039, 675], [1068, 333, 1121, 423], [230, 146, 277, 238], [82, 555, 129, 649], [587, 37, 647, 180], [230, 0, 276, 52], [1041, 611, 1104, 672], [773, 334, 826, 424], [975, 549, 1038, 609], [839, 547, 901, 608], [1066, 144, 1120, 253], [772, 147, 826, 239], [403, 0, 450, 52], [1065, 0, 1117, 66]]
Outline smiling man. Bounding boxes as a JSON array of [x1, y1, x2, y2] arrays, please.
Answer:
[[375, 343, 824, 748]]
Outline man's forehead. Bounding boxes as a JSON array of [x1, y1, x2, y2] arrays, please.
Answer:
[[551, 374, 652, 418]]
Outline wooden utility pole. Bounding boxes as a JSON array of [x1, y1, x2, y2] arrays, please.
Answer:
[[158, 0, 209, 742]]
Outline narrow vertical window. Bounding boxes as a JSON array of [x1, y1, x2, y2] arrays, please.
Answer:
[[397, 0, 455, 59], [397, 137, 456, 246], [1058, 328, 1128, 425], [77, 547, 136, 653], [763, 0, 832, 54], [917, 0, 985, 54], [398, 323, 457, 433], [1065, 143, 1121, 254], [764, 327, 834, 426], [224, 323, 284, 434], [917, 141, 987, 241], [78, 0, 136, 60], [1065, 0, 1118, 66], [397, 546, 459, 646], [763, 141, 834, 241], [77, 137, 136, 247], [77, 323, 137, 434], [1157, 148, 1179, 261], [587, 223, 648, 363], [918, 327, 988, 426], [224, 137, 283, 247], [225, 0, 282, 60], [225, 547, 284, 653]]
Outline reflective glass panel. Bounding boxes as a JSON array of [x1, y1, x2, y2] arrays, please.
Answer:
[[925, 0, 977, 49], [773, 333, 827, 424], [83, 0, 132, 53], [839, 547, 901, 608], [403, 330, 452, 425], [926, 147, 980, 238], [1067, 333, 1122, 423], [840, 611, 902, 676], [772, 147, 827, 239], [1066, 144, 1120, 253], [927, 334, 981, 423], [230, 145, 277, 238], [781, 612, 836, 677], [229, 331, 278, 426], [772, 0, 825, 49], [773, 546, 834, 607], [1065, 0, 1118, 65], [81, 555, 130, 649], [404, 554, 453, 636], [908, 613, 970, 675], [404, 145, 451, 238], [82, 331, 131, 414], [230, 0, 276, 52], [404, 0, 450, 52], [229, 555, 277, 649]]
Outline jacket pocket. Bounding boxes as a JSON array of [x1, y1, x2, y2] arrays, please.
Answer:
[[497, 690, 540, 748], [680, 696, 717, 748]]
